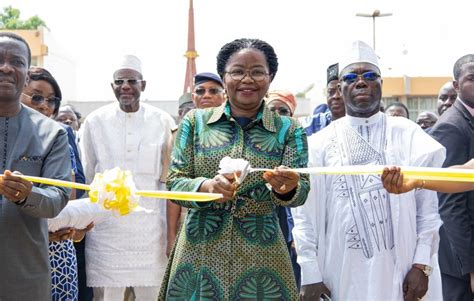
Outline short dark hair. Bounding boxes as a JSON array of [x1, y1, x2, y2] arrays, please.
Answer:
[[28, 67, 62, 116], [216, 38, 278, 80], [453, 54, 474, 80], [0, 31, 32, 66], [386, 102, 409, 119]]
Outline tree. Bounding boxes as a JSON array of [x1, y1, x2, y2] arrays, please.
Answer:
[[0, 6, 47, 30]]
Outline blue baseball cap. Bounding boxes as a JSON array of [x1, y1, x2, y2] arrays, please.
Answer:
[[194, 72, 223, 87]]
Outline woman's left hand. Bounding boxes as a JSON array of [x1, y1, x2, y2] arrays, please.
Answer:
[[262, 166, 299, 195]]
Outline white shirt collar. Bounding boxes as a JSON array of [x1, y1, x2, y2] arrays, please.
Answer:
[[114, 102, 143, 117], [345, 111, 382, 126]]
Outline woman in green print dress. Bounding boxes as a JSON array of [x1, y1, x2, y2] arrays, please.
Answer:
[[159, 38, 310, 300]]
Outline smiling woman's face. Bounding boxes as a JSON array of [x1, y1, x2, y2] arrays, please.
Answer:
[[223, 48, 271, 117], [21, 79, 56, 118]]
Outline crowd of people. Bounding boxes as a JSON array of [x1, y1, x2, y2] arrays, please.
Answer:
[[1, 30, 473, 301]]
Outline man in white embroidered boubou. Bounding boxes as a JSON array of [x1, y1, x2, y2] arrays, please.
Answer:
[[292, 41, 445, 301], [80, 55, 176, 301]]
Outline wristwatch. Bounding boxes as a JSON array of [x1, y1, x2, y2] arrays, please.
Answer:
[[412, 264, 433, 277]]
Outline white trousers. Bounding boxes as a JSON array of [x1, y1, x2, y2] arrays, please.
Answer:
[[93, 286, 159, 301]]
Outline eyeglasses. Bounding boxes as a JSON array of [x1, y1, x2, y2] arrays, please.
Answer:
[[225, 69, 269, 82], [417, 119, 436, 126], [113, 79, 143, 86], [341, 71, 380, 84], [22, 93, 59, 108], [194, 87, 223, 96]]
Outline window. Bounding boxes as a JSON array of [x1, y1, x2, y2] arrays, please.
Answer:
[[382, 97, 399, 107], [31, 57, 39, 66], [406, 97, 437, 121]]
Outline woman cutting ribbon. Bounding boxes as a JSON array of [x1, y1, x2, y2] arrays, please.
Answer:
[[159, 38, 309, 300]]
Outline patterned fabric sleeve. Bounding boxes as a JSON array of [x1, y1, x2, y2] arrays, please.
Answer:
[[167, 112, 212, 209], [271, 120, 310, 207]]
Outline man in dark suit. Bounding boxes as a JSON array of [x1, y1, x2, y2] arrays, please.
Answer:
[[430, 54, 474, 301]]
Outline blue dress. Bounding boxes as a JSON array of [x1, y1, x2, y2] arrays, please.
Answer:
[[49, 240, 79, 300], [49, 143, 79, 301]]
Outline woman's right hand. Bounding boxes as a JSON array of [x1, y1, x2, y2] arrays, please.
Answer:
[[200, 174, 238, 203]]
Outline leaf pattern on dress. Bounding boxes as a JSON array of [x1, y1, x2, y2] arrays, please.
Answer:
[[235, 214, 278, 245], [167, 265, 196, 300], [232, 268, 289, 300], [179, 118, 193, 150], [186, 209, 227, 243], [197, 270, 222, 300], [167, 264, 222, 301], [248, 186, 271, 203], [199, 123, 233, 149], [247, 126, 283, 155]]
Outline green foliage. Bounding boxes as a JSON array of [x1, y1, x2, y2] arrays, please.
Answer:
[[0, 6, 47, 30]]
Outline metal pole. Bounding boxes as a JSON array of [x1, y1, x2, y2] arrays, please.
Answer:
[[372, 16, 376, 51], [356, 11, 392, 51]]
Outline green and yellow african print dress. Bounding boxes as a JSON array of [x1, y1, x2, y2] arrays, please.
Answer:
[[159, 102, 309, 300]]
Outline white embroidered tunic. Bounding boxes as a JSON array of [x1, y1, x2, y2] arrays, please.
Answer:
[[80, 102, 175, 287], [292, 112, 445, 300]]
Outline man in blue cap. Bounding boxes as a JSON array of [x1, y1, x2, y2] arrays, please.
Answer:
[[167, 72, 226, 258], [192, 72, 225, 108]]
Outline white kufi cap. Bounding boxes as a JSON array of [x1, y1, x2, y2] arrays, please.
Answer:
[[114, 54, 142, 75], [339, 41, 379, 76]]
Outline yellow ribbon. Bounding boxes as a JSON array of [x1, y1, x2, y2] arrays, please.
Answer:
[[13, 169, 223, 216], [88, 169, 138, 216], [15, 165, 473, 215], [251, 165, 474, 182]]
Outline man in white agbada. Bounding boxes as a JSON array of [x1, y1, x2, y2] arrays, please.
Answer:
[[80, 55, 176, 300], [292, 41, 445, 301]]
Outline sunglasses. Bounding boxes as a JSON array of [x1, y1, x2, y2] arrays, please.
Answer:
[[22, 93, 59, 108], [417, 119, 436, 126], [113, 79, 143, 86], [194, 88, 223, 96], [341, 71, 380, 84]]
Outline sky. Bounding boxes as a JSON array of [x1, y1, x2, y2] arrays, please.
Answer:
[[5, 0, 474, 102]]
